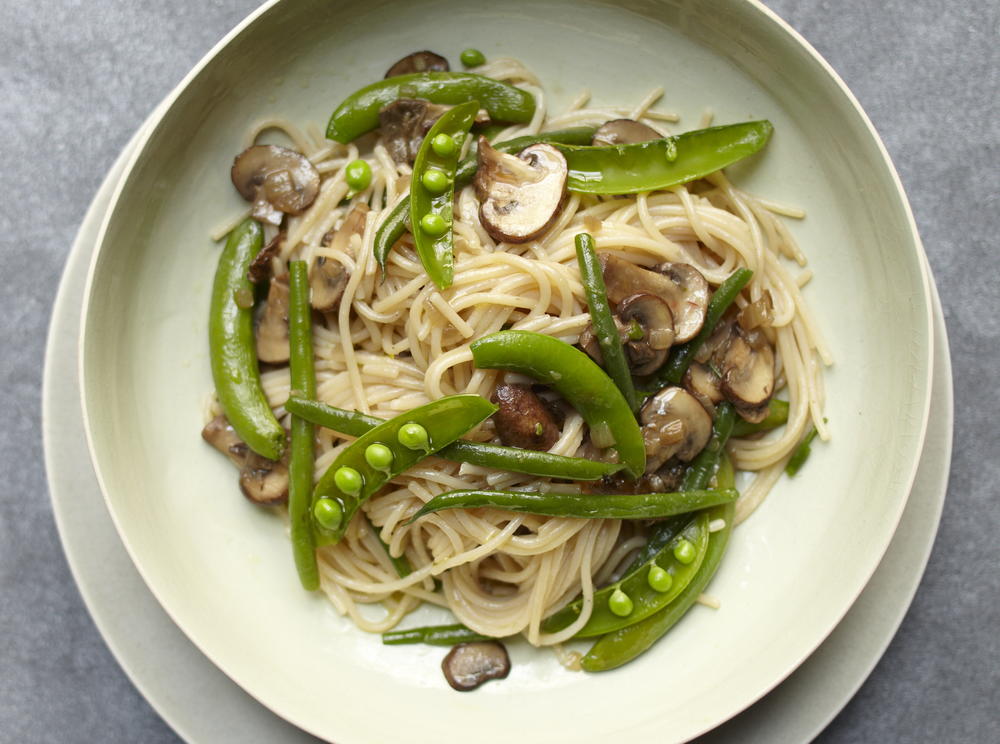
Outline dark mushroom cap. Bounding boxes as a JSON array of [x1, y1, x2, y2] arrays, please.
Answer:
[[247, 230, 284, 284], [310, 204, 368, 312], [202, 415, 248, 468], [231, 145, 320, 225], [202, 415, 289, 505], [378, 99, 450, 164], [592, 118, 662, 146], [490, 383, 561, 450], [720, 328, 775, 420], [653, 262, 710, 343], [384, 50, 450, 78], [256, 274, 290, 364], [639, 385, 713, 472], [683, 361, 724, 416], [618, 293, 675, 375], [441, 642, 510, 691]]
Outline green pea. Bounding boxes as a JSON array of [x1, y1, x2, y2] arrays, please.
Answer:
[[334, 466, 364, 496], [345, 159, 372, 191], [364, 443, 394, 472], [673, 538, 696, 564], [460, 48, 486, 67], [421, 168, 450, 194], [431, 133, 457, 158], [313, 498, 343, 531], [647, 565, 673, 593], [608, 587, 634, 617], [420, 212, 448, 237], [398, 422, 431, 451]]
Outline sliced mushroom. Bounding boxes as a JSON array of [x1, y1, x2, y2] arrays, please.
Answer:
[[693, 312, 737, 365], [201, 416, 289, 505], [310, 204, 368, 312], [442, 642, 510, 691], [231, 145, 320, 226], [384, 50, 450, 78], [639, 386, 713, 472], [719, 327, 775, 423], [201, 415, 249, 468], [578, 318, 627, 366], [474, 137, 568, 244], [247, 230, 283, 283], [490, 383, 561, 450], [683, 362, 724, 416], [378, 98, 451, 164], [256, 274, 290, 364], [618, 293, 675, 375], [592, 118, 662, 146]]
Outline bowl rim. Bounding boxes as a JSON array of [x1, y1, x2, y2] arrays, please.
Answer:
[[78, 0, 935, 740]]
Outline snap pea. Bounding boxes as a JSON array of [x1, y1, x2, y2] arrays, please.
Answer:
[[785, 425, 818, 476], [541, 511, 710, 638], [208, 218, 285, 460], [284, 396, 623, 481], [326, 72, 536, 143], [287, 261, 319, 590], [407, 487, 737, 523], [576, 232, 639, 411], [410, 100, 479, 289], [580, 455, 737, 671], [382, 623, 491, 646], [653, 267, 754, 386], [312, 395, 496, 545], [731, 398, 789, 437], [373, 128, 596, 273], [554, 120, 773, 194], [471, 330, 646, 478]]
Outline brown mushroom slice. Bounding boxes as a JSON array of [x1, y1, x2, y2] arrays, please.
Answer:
[[247, 230, 283, 284], [618, 293, 675, 375], [239, 451, 289, 506], [310, 204, 368, 312], [490, 383, 561, 450], [256, 274, 290, 364], [591, 118, 662, 146], [683, 362, 724, 416], [654, 262, 710, 342], [231, 145, 320, 226], [578, 317, 628, 366], [442, 642, 510, 691], [474, 137, 568, 244], [720, 328, 775, 422], [201, 415, 249, 467], [378, 98, 451, 164], [639, 386, 713, 472], [384, 50, 450, 78], [693, 312, 737, 365]]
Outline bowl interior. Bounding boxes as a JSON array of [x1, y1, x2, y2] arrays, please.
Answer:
[[81, 0, 931, 741]]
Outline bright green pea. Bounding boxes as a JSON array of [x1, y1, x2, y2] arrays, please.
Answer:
[[608, 587, 634, 617], [313, 498, 343, 531], [431, 133, 457, 157], [460, 48, 486, 67], [398, 422, 431, 451], [364, 443, 394, 472], [345, 159, 372, 191], [334, 466, 364, 496], [420, 212, 448, 236], [421, 168, 450, 194], [647, 565, 674, 593], [673, 538, 696, 564]]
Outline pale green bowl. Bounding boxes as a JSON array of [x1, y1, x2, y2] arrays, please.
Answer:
[[80, 1, 932, 741]]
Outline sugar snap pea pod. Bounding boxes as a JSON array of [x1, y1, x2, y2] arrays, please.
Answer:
[[653, 267, 753, 386], [580, 456, 737, 671], [373, 127, 597, 272], [286, 261, 319, 590], [284, 396, 622, 480], [471, 330, 646, 478], [312, 395, 496, 545], [542, 511, 710, 638], [731, 398, 789, 437], [554, 120, 773, 194], [576, 232, 639, 411], [209, 218, 285, 460], [785, 425, 819, 476], [410, 100, 480, 288], [326, 72, 536, 143], [382, 623, 492, 646], [407, 488, 737, 523]]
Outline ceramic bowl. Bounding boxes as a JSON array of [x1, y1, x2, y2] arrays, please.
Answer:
[[80, 0, 932, 741]]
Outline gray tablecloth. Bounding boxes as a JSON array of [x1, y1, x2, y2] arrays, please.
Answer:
[[2, 1, 997, 741]]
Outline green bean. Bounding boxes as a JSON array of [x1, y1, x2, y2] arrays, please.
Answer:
[[681, 402, 736, 491], [283, 396, 622, 481], [407, 488, 737, 523], [554, 121, 773, 194], [785, 426, 819, 476], [382, 623, 491, 646], [471, 330, 646, 478], [363, 514, 412, 579], [731, 399, 789, 437], [576, 232, 639, 411], [286, 261, 319, 590], [580, 455, 737, 671], [312, 395, 496, 545], [653, 268, 753, 386], [326, 72, 535, 143], [208, 218, 285, 460]]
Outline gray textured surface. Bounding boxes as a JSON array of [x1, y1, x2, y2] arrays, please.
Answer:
[[1, 1, 997, 742]]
